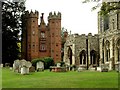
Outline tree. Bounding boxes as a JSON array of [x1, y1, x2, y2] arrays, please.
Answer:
[[82, 0, 120, 16], [2, 0, 26, 65]]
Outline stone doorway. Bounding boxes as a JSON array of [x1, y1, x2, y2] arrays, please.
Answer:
[[68, 47, 72, 65], [105, 40, 110, 62], [80, 50, 86, 65], [90, 50, 97, 65]]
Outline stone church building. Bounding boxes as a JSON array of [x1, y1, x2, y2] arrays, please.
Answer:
[[64, 7, 120, 70], [21, 11, 62, 63]]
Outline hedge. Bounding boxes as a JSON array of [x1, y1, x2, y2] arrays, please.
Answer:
[[31, 57, 54, 69]]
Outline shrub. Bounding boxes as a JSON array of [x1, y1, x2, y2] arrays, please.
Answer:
[[31, 57, 54, 69], [43, 57, 54, 69], [31, 58, 44, 69]]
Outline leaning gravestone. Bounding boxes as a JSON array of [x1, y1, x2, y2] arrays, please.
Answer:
[[13, 60, 21, 72], [36, 61, 44, 71], [20, 60, 27, 75], [13, 59, 33, 75], [20, 59, 27, 67], [20, 60, 32, 74]]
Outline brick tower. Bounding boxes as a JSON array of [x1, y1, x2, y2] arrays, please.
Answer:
[[22, 11, 62, 63], [22, 10, 39, 60], [48, 12, 61, 63]]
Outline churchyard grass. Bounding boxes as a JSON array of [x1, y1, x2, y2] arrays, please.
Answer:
[[2, 67, 118, 88]]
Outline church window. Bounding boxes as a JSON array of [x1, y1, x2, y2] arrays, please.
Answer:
[[100, 17, 102, 32], [104, 16, 109, 31], [106, 50, 109, 62], [52, 33, 54, 37], [56, 43, 58, 46], [40, 44, 46, 51], [28, 45, 31, 49], [33, 44, 35, 49], [41, 32, 45, 38], [112, 19, 115, 29], [52, 50, 54, 52], [118, 48, 119, 61], [33, 30, 35, 35]]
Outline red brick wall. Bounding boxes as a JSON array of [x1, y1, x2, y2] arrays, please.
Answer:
[[22, 12, 61, 63]]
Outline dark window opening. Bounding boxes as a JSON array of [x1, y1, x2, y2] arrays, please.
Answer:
[[104, 16, 109, 31]]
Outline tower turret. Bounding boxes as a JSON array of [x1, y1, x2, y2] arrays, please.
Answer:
[[48, 11, 61, 20], [21, 10, 39, 61], [48, 11, 62, 63]]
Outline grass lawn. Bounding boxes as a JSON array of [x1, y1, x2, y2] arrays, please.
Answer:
[[2, 68, 119, 88]]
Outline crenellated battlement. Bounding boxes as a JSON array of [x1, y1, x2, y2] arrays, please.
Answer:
[[24, 10, 39, 19], [68, 33, 99, 38], [48, 11, 61, 20]]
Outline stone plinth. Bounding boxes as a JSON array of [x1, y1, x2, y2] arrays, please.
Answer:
[[50, 66, 66, 72]]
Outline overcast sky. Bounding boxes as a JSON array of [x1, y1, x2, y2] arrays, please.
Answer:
[[25, 0, 101, 35]]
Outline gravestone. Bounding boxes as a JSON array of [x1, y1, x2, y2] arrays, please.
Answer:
[[36, 61, 44, 71], [20, 60, 32, 74], [97, 67, 102, 72], [21, 66, 27, 75], [57, 63, 61, 67], [0, 64, 3, 68], [13, 59, 33, 74], [13, 60, 21, 72], [21, 59, 27, 67]]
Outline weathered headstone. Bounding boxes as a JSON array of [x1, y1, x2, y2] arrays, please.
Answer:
[[57, 63, 61, 67], [0, 64, 3, 68], [97, 67, 102, 72], [21, 66, 27, 75], [13, 60, 20, 72], [21, 59, 27, 67], [36, 61, 44, 71], [13, 59, 33, 74]]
